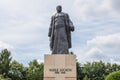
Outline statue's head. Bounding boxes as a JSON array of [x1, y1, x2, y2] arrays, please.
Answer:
[[56, 5, 62, 13]]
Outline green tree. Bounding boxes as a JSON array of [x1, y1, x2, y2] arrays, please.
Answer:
[[105, 70, 120, 80], [83, 75, 90, 80], [8, 60, 24, 80], [0, 74, 11, 80], [76, 62, 84, 80], [26, 60, 43, 80], [82, 61, 106, 80], [0, 49, 12, 78], [105, 63, 112, 75], [105, 62, 120, 78]]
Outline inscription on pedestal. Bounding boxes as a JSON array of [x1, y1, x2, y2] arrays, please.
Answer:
[[49, 68, 72, 74]]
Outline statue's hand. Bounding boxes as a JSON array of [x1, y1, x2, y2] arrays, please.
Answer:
[[70, 27, 74, 32]]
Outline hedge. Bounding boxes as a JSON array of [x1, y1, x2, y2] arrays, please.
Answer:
[[105, 70, 120, 80]]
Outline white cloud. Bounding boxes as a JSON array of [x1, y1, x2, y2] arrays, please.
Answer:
[[81, 33, 120, 64], [37, 59, 44, 64], [87, 33, 120, 49], [111, 0, 120, 13], [0, 41, 14, 50], [85, 47, 104, 59], [0, 41, 17, 60], [0, 0, 50, 45], [72, 0, 120, 22], [110, 58, 120, 64]]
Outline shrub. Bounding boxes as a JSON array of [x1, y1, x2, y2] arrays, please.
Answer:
[[0, 74, 11, 80], [105, 70, 120, 80]]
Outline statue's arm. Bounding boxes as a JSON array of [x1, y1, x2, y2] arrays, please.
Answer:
[[66, 14, 75, 32], [48, 16, 54, 37]]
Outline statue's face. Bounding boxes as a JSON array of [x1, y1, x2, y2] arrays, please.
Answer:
[[56, 6, 62, 13]]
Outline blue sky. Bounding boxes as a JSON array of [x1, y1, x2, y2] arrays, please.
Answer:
[[0, 0, 120, 66]]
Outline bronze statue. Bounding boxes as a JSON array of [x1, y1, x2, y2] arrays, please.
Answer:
[[48, 5, 74, 54]]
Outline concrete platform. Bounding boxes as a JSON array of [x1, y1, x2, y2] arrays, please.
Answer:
[[44, 54, 77, 80]]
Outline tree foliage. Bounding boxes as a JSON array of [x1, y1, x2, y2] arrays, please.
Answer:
[[77, 61, 120, 80], [0, 49, 12, 78], [76, 62, 84, 80], [8, 60, 24, 80], [105, 70, 120, 80], [83, 75, 90, 80], [26, 60, 44, 80], [0, 74, 11, 80]]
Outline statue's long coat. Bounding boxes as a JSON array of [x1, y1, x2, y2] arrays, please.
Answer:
[[48, 12, 74, 51]]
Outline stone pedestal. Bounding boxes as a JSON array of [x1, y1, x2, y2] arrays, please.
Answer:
[[44, 54, 76, 80]]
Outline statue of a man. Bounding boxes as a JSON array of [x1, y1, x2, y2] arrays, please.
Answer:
[[48, 5, 74, 54]]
